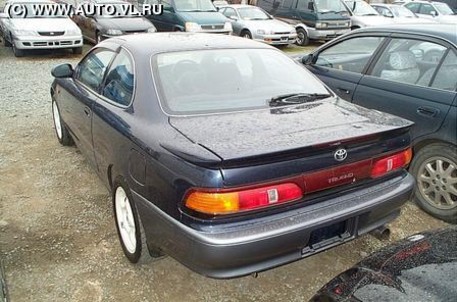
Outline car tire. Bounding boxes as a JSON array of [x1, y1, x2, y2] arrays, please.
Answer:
[[52, 99, 74, 146], [240, 30, 252, 39], [410, 143, 457, 224], [11, 38, 24, 57], [113, 177, 164, 263], [96, 32, 102, 44], [295, 28, 309, 46], [3, 34, 11, 47], [72, 46, 83, 54]]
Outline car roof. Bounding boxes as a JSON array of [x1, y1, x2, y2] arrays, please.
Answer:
[[371, 3, 394, 7], [221, 4, 258, 8], [7, 0, 53, 3], [104, 32, 273, 56], [355, 23, 457, 44], [403, 0, 442, 3]]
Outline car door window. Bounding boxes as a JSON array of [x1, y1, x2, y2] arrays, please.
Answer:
[[222, 8, 237, 18], [76, 49, 115, 91], [315, 37, 384, 73], [102, 49, 135, 106], [428, 50, 457, 91], [370, 38, 447, 87], [374, 6, 391, 17], [419, 3, 437, 15], [405, 2, 420, 13]]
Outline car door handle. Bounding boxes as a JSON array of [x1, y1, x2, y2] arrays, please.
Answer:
[[84, 106, 91, 117], [337, 88, 350, 95], [417, 106, 439, 117]]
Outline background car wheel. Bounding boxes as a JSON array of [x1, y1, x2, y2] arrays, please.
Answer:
[[96, 32, 102, 44], [52, 100, 73, 146], [410, 144, 457, 224], [113, 178, 164, 263], [11, 38, 24, 57], [240, 30, 252, 39], [72, 46, 83, 54], [3, 34, 11, 47], [295, 28, 309, 46]]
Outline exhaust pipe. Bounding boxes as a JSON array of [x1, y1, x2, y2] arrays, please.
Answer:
[[371, 225, 390, 241]]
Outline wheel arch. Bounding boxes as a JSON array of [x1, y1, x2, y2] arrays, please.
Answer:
[[295, 24, 309, 35], [412, 138, 456, 155]]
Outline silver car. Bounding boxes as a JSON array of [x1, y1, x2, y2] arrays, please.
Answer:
[[219, 4, 297, 45], [0, 0, 83, 57], [342, 0, 393, 29]]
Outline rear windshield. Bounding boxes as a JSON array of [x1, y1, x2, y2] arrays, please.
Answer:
[[152, 48, 329, 115]]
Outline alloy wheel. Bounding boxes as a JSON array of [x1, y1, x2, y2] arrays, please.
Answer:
[[417, 156, 457, 210], [115, 186, 137, 253]]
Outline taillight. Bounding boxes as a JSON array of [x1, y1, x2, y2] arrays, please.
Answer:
[[371, 148, 412, 178], [185, 183, 302, 215]]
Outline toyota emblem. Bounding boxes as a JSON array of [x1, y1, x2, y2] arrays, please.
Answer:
[[334, 148, 347, 161]]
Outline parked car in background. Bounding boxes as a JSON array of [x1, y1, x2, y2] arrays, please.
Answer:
[[140, 0, 232, 34], [372, 3, 433, 23], [50, 33, 414, 278], [0, 0, 83, 57], [311, 227, 457, 301], [404, 0, 457, 23], [212, 0, 228, 8], [434, 0, 457, 12], [72, 0, 156, 44], [342, 0, 393, 29], [219, 4, 296, 45], [257, 0, 351, 46], [300, 23, 457, 223]]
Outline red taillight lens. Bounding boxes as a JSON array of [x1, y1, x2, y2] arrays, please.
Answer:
[[185, 183, 303, 215], [371, 148, 412, 178]]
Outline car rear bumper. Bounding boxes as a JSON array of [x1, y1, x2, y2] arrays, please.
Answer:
[[14, 35, 83, 50], [308, 28, 350, 40], [134, 172, 414, 279]]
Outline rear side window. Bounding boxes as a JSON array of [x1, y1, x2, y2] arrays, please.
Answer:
[[76, 49, 115, 91], [315, 37, 384, 73], [370, 38, 447, 87], [429, 50, 457, 91], [102, 49, 135, 106]]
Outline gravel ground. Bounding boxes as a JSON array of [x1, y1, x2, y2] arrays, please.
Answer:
[[0, 29, 450, 302]]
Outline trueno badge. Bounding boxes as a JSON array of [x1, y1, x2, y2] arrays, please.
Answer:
[[334, 148, 347, 161]]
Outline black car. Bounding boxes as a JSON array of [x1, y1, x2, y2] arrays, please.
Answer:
[[310, 227, 457, 301], [300, 24, 457, 224], [50, 33, 414, 278], [72, 0, 156, 44]]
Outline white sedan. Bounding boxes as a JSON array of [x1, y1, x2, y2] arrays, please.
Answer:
[[0, 0, 83, 57]]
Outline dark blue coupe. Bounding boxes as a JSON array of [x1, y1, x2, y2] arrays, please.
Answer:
[[50, 33, 414, 278]]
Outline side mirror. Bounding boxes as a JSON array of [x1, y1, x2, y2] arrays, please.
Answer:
[[430, 10, 437, 16], [229, 15, 238, 21], [301, 53, 314, 65], [308, 1, 314, 11], [51, 63, 73, 78]]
